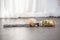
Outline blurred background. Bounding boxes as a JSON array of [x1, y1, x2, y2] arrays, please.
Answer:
[[0, 0, 60, 18], [0, 0, 60, 40]]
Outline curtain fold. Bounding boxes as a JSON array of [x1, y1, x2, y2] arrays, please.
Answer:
[[0, 0, 1, 18]]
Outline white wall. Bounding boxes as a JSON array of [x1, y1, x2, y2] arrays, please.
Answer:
[[0, 0, 60, 18]]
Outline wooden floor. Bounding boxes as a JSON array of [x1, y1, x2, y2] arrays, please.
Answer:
[[0, 18, 60, 40]]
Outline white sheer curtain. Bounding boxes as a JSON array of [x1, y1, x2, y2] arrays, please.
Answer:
[[0, 0, 59, 18], [1, 0, 30, 18]]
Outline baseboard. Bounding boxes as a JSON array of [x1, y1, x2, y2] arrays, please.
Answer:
[[0, 16, 60, 19]]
